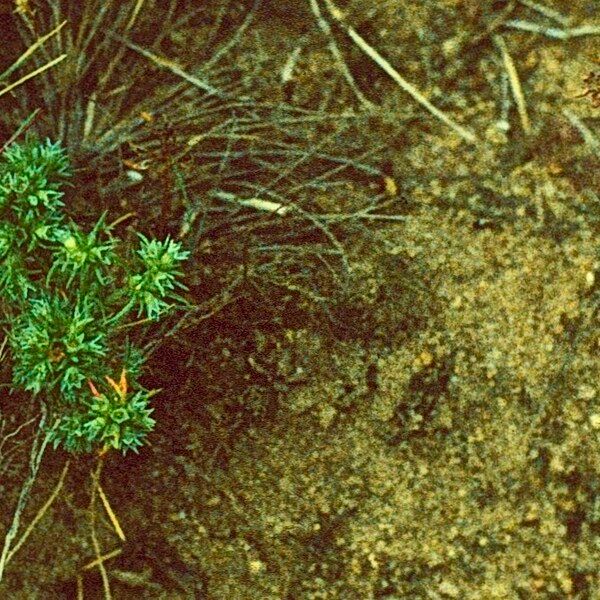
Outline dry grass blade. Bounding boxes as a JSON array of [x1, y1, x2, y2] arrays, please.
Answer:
[[0, 109, 40, 153], [562, 108, 600, 153], [81, 547, 123, 571], [0, 406, 49, 584], [0, 417, 36, 454], [212, 191, 290, 215], [6, 460, 70, 565], [125, 0, 146, 31], [89, 459, 112, 600], [494, 34, 531, 134], [308, 0, 375, 109], [504, 19, 600, 39], [518, 0, 569, 26], [109, 33, 228, 99], [204, 0, 262, 71], [0, 414, 37, 482], [317, 0, 479, 145], [96, 484, 126, 543], [0, 20, 66, 80], [0, 53, 67, 100]]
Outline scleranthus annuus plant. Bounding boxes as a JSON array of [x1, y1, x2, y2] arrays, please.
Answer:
[[0, 138, 190, 454]]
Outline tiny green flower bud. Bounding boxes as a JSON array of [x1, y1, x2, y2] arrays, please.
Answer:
[[63, 236, 78, 251]]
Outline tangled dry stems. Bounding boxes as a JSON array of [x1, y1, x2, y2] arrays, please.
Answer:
[[0, 1, 390, 593]]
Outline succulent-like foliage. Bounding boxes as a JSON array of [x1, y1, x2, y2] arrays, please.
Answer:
[[48, 370, 156, 454], [10, 293, 107, 399], [129, 235, 190, 320], [0, 139, 189, 454], [0, 139, 70, 249]]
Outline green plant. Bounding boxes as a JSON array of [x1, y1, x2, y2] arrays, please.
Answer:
[[0, 138, 190, 454]]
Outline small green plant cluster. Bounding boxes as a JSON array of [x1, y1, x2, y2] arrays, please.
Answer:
[[0, 139, 190, 454]]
